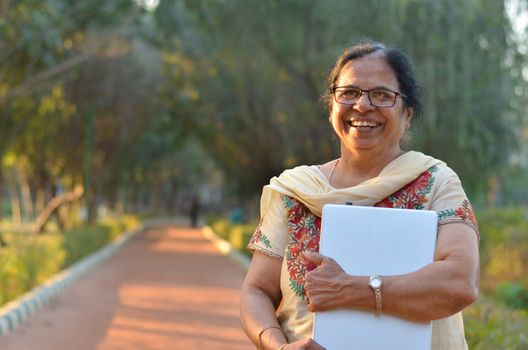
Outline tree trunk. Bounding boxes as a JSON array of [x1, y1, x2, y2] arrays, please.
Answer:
[[34, 187, 84, 234], [50, 181, 64, 230], [0, 171, 4, 222], [0, 0, 10, 18], [18, 165, 33, 221], [10, 193, 21, 226], [34, 172, 48, 215], [87, 186, 97, 225], [6, 170, 22, 225], [0, 172, 5, 246]]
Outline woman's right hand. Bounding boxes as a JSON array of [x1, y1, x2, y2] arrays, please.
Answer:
[[280, 338, 326, 350]]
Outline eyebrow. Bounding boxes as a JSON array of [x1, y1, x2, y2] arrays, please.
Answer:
[[336, 84, 396, 91]]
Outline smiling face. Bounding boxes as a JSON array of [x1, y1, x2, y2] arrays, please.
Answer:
[[330, 53, 413, 157]]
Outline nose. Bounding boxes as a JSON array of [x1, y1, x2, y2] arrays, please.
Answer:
[[353, 92, 374, 113]]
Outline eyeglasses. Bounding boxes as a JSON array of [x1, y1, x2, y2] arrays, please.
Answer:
[[332, 86, 407, 108]]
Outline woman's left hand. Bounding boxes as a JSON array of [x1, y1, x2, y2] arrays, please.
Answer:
[[302, 251, 351, 312]]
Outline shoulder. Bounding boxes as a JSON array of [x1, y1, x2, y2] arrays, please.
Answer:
[[427, 164, 474, 218], [433, 163, 460, 178], [429, 163, 464, 190]]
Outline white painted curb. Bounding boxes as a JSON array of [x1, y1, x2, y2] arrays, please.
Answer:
[[0, 226, 143, 337], [0, 221, 252, 338]]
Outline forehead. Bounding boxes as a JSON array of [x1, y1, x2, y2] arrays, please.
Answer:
[[336, 54, 398, 89]]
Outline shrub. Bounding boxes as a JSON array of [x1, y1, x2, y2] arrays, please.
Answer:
[[99, 214, 141, 240], [210, 219, 230, 240], [228, 224, 254, 256], [493, 282, 528, 310], [207, 218, 256, 256], [476, 208, 528, 292], [0, 234, 64, 306], [464, 296, 528, 349], [61, 225, 113, 267], [0, 214, 140, 308], [61, 215, 140, 267]]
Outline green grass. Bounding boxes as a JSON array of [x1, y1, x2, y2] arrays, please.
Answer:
[[464, 296, 528, 350]]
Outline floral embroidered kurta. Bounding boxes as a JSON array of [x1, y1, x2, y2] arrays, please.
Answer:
[[248, 163, 478, 350]]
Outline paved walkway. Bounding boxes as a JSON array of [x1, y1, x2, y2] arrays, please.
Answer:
[[0, 222, 254, 349]]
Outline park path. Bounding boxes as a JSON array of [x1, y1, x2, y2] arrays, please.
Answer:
[[0, 221, 254, 350]]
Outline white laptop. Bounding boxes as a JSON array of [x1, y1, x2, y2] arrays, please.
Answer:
[[312, 204, 438, 350]]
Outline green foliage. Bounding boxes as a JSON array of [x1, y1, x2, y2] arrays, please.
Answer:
[[99, 214, 141, 240], [60, 225, 112, 267], [464, 296, 528, 350], [62, 215, 140, 267], [208, 218, 255, 257], [0, 0, 156, 222], [0, 234, 65, 306], [208, 218, 230, 240], [494, 282, 528, 310], [476, 208, 528, 292], [154, 0, 528, 202], [0, 215, 140, 307], [228, 224, 254, 254], [1, 0, 527, 219], [457, 208, 528, 347]]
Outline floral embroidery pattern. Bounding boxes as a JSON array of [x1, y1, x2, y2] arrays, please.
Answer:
[[376, 166, 438, 209], [438, 199, 478, 229], [249, 165, 478, 299], [248, 218, 272, 248], [283, 196, 321, 298]]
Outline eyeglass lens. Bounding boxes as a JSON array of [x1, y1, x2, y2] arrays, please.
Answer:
[[334, 88, 397, 107]]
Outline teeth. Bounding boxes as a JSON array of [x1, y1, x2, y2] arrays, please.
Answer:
[[349, 120, 379, 127]]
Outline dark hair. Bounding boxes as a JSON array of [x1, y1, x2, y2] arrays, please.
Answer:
[[323, 39, 423, 119]]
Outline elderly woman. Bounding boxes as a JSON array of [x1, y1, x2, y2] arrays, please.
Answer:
[[240, 40, 479, 350]]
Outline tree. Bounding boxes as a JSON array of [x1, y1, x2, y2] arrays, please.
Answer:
[[0, 0, 149, 225], [154, 0, 526, 205]]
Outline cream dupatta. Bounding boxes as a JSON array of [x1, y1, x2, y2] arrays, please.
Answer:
[[260, 151, 445, 217]]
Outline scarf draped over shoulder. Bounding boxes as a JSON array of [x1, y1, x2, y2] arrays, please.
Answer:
[[260, 151, 445, 217]]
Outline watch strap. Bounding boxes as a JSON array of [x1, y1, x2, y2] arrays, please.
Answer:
[[373, 285, 382, 314], [369, 275, 383, 314]]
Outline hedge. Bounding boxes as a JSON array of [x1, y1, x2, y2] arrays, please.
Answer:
[[0, 215, 140, 307]]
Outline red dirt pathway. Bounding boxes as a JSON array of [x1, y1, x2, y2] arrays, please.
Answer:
[[0, 223, 254, 349]]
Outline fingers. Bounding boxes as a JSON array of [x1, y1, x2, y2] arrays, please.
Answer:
[[305, 290, 323, 312], [302, 251, 325, 266], [306, 300, 315, 313]]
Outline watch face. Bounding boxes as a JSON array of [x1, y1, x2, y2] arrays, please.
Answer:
[[370, 277, 381, 288]]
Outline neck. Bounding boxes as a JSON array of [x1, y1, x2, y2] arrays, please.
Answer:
[[332, 145, 403, 188]]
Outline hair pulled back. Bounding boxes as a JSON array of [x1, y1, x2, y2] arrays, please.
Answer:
[[323, 39, 423, 120]]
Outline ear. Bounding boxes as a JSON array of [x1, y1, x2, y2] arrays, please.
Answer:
[[404, 106, 413, 129]]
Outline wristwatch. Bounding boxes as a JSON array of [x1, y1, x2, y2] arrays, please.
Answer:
[[368, 275, 383, 315]]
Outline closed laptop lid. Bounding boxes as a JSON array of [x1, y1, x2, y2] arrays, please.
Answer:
[[312, 204, 438, 350]]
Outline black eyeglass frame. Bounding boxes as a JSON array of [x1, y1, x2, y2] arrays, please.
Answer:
[[331, 86, 407, 108]]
